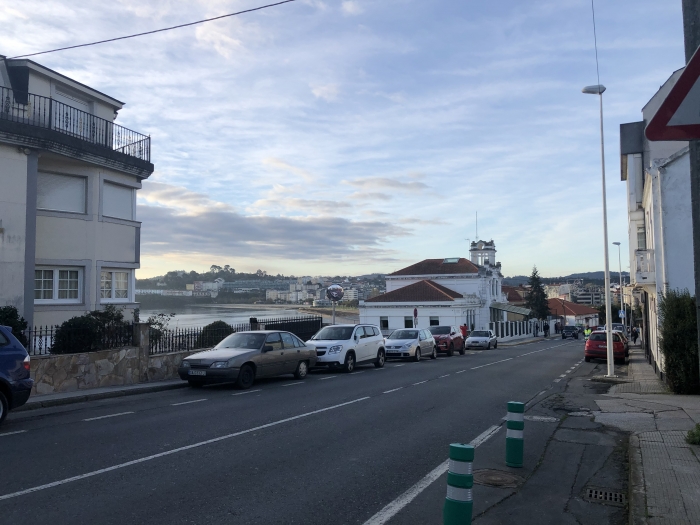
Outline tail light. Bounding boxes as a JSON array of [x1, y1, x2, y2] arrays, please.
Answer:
[[23, 355, 30, 371]]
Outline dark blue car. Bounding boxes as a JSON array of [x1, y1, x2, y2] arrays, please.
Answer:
[[0, 325, 33, 425]]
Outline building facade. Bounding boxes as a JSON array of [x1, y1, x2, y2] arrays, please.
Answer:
[[0, 57, 153, 327]]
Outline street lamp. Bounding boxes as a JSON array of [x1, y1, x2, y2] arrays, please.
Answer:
[[583, 84, 615, 377], [613, 241, 624, 329]]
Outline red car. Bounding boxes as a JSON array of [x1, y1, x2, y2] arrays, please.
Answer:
[[428, 326, 465, 356], [584, 331, 626, 364]]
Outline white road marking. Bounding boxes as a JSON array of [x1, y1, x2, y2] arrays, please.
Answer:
[[318, 376, 337, 381], [83, 412, 134, 422], [362, 425, 501, 525], [0, 430, 27, 437], [438, 374, 450, 378], [456, 370, 467, 374], [0, 397, 371, 502], [554, 378, 562, 383], [232, 389, 261, 396], [537, 390, 547, 396], [383, 387, 403, 394], [412, 380, 428, 386], [393, 364, 405, 367], [171, 399, 207, 406], [471, 358, 512, 370], [281, 382, 304, 387], [373, 367, 387, 370], [559, 374, 567, 377], [352, 371, 366, 374]]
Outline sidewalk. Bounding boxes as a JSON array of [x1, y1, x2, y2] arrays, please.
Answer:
[[498, 334, 559, 347]]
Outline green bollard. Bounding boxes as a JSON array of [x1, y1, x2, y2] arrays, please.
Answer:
[[506, 401, 525, 467], [443, 443, 474, 525]]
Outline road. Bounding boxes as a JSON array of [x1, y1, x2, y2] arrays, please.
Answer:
[[0, 337, 585, 524]]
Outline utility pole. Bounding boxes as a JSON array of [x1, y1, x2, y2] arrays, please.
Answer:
[[682, 0, 700, 383]]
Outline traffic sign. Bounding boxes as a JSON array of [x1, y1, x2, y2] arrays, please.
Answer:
[[619, 310, 625, 319], [646, 45, 700, 141]]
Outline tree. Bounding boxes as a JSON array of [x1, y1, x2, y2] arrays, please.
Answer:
[[0, 306, 28, 345], [525, 266, 550, 319]]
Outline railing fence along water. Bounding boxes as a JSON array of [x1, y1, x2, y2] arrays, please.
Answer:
[[149, 315, 324, 355], [22, 323, 134, 356], [0, 86, 150, 162]]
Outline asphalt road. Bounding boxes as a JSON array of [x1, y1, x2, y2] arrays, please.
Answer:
[[0, 337, 585, 524]]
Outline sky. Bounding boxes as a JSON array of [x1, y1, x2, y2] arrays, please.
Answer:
[[0, 0, 687, 278]]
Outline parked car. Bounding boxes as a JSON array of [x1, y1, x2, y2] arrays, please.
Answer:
[[612, 323, 627, 335], [561, 326, 579, 339], [428, 325, 465, 356], [307, 324, 385, 372], [384, 328, 436, 361], [584, 330, 626, 364], [465, 330, 498, 349], [0, 325, 33, 426], [179, 331, 317, 389]]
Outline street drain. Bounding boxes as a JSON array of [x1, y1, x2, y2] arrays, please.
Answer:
[[473, 469, 524, 489], [584, 487, 626, 507]]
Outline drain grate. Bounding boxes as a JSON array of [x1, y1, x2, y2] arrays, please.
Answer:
[[584, 487, 626, 507]]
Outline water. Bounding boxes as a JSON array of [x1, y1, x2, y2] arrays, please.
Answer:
[[138, 305, 306, 329]]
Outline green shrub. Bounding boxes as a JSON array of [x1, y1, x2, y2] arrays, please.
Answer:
[[51, 305, 130, 354], [196, 320, 234, 348], [658, 290, 700, 394], [688, 423, 700, 445], [0, 306, 28, 346]]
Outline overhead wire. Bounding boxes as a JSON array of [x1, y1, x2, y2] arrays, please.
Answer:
[[9, 0, 297, 59]]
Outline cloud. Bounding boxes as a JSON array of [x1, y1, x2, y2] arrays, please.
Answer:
[[311, 83, 339, 101], [344, 177, 430, 193], [341, 1, 363, 16], [262, 158, 316, 182]]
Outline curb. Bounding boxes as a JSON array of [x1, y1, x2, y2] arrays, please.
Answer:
[[628, 434, 647, 525], [16, 381, 188, 412], [499, 336, 559, 347]]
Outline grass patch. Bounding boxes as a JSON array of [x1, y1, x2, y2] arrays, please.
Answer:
[[687, 423, 700, 445]]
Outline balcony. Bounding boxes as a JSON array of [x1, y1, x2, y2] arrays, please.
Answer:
[[0, 86, 150, 165], [635, 249, 656, 285]]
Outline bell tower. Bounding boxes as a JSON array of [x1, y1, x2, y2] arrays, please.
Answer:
[[470, 240, 497, 267]]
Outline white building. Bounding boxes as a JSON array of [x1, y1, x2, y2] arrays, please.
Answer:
[[342, 289, 359, 302], [620, 67, 695, 376], [360, 240, 519, 332], [0, 57, 153, 327]]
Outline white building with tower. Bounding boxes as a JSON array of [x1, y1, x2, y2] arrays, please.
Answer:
[[359, 240, 528, 332]]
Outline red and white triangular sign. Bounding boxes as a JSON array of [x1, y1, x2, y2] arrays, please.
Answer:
[[646, 46, 700, 142]]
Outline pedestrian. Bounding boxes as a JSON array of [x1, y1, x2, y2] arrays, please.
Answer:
[[533, 323, 538, 337], [631, 326, 638, 344], [460, 324, 468, 342], [543, 323, 549, 337]]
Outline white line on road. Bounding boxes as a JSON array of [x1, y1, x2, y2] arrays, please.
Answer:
[[0, 397, 371, 502], [0, 430, 27, 437], [538, 390, 547, 396], [352, 371, 366, 374], [171, 399, 207, 406], [281, 382, 304, 387], [82, 412, 134, 422], [471, 358, 512, 370], [412, 380, 427, 386], [559, 374, 567, 377], [554, 378, 562, 383], [438, 374, 450, 378], [362, 425, 501, 525], [232, 389, 261, 396], [456, 370, 466, 374], [393, 364, 405, 367], [318, 376, 337, 381], [383, 387, 403, 394]]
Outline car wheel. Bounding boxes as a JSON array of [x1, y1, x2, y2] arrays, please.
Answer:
[[447, 343, 454, 357], [294, 360, 309, 379], [343, 352, 356, 373], [374, 349, 386, 368], [188, 380, 204, 388], [487, 342, 491, 350], [562, 335, 566, 339], [414, 348, 421, 362], [431, 346, 437, 359], [236, 364, 256, 389], [584, 356, 591, 362], [0, 390, 7, 426]]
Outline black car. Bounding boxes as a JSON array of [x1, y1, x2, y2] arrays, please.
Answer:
[[562, 326, 579, 340], [0, 325, 33, 425]]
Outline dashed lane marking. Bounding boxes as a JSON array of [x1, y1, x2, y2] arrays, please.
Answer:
[[83, 412, 134, 422], [232, 389, 261, 396], [412, 380, 428, 386], [0, 430, 27, 437], [471, 358, 512, 370], [456, 370, 466, 374], [393, 364, 405, 367], [318, 376, 337, 381], [438, 374, 450, 378], [171, 399, 207, 406], [554, 378, 562, 383], [383, 387, 404, 394], [281, 382, 304, 387]]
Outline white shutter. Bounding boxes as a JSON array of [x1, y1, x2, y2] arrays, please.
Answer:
[[102, 182, 134, 220], [37, 173, 86, 213]]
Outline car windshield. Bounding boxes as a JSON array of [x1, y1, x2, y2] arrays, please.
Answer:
[[215, 333, 266, 350], [470, 331, 489, 337], [311, 326, 354, 340], [564, 326, 576, 331], [388, 330, 418, 340], [429, 326, 450, 335], [589, 333, 606, 341]]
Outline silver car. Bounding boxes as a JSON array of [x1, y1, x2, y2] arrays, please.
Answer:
[[384, 329, 437, 361], [466, 330, 498, 349], [178, 331, 317, 389]]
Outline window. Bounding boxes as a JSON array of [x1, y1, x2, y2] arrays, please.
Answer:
[[103, 182, 134, 220], [380, 317, 389, 329], [265, 333, 283, 350], [429, 317, 439, 326], [0, 331, 8, 346], [37, 173, 86, 213], [101, 270, 130, 301], [637, 225, 647, 251], [281, 332, 296, 348], [34, 267, 82, 303], [404, 317, 414, 328]]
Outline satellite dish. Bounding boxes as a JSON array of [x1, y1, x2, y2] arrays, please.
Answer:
[[327, 284, 344, 302]]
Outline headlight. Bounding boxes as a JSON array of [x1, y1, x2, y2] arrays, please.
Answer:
[[210, 361, 228, 368], [181, 360, 190, 368], [329, 345, 343, 353]]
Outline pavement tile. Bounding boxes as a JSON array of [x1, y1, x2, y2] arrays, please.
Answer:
[[593, 411, 657, 432]]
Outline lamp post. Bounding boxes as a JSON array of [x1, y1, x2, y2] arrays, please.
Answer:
[[583, 84, 615, 377], [613, 241, 623, 327]]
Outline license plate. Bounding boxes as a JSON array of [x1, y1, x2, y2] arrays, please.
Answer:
[[188, 370, 206, 376], [599, 346, 606, 349]]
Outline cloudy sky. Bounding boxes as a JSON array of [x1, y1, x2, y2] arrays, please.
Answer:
[[1, 0, 686, 278]]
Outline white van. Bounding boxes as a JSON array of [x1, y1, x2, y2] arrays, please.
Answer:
[[306, 324, 386, 373]]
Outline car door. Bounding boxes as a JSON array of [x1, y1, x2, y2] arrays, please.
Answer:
[[259, 333, 285, 377], [368, 326, 382, 359], [418, 330, 428, 354], [280, 332, 301, 373]]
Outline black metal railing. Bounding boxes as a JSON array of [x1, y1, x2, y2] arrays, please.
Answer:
[[149, 315, 323, 355], [0, 86, 150, 162], [23, 323, 134, 356]]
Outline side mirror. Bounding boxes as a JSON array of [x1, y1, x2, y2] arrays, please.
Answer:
[[263, 345, 274, 352]]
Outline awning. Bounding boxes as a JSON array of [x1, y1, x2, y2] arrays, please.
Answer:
[[489, 302, 533, 316]]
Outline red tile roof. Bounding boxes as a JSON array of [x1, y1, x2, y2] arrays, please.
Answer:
[[390, 258, 479, 276], [365, 280, 463, 303], [548, 298, 599, 316], [502, 285, 526, 304]]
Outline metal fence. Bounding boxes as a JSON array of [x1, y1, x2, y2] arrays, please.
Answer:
[[148, 315, 323, 355], [22, 323, 134, 356], [0, 86, 150, 162]]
